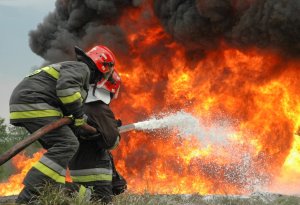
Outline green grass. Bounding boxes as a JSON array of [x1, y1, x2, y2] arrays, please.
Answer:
[[112, 193, 300, 205], [1, 186, 299, 205]]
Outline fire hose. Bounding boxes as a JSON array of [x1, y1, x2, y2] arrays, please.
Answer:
[[0, 117, 136, 166]]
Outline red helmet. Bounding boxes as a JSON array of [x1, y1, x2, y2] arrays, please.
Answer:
[[85, 70, 121, 104], [74, 45, 115, 83], [98, 69, 121, 99], [86, 45, 116, 74]]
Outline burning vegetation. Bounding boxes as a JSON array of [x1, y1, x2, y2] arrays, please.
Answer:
[[1, 0, 300, 196]]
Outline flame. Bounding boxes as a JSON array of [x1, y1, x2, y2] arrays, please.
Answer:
[[0, 151, 44, 196], [271, 135, 300, 194], [112, 1, 300, 195], [1, 1, 300, 197]]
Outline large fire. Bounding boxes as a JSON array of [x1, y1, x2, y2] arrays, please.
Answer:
[[0, 152, 44, 196], [1, 0, 300, 197]]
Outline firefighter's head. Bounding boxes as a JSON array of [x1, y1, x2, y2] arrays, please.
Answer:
[[85, 69, 121, 104], [100, 69, 121, 100], [75, 45, 115, 85]]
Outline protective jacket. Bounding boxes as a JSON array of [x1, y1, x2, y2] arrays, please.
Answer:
[[9, 61, 90, 124], [84, 101, 120, 149]]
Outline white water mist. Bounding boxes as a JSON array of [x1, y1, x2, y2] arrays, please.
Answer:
[[134, 110, 234, 143]]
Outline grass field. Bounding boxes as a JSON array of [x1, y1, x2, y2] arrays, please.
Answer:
[[1, 190, 300, 205], [113, 193, 300, 205]]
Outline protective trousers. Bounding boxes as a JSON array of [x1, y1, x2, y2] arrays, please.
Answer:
[[68, 140, 126, 204], [109, 152, 127, 195], [16, 117, 79, 204]]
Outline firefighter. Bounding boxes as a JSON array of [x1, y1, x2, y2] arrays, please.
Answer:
[[69, 66, 127, 204], [9, 45, 115, 204]]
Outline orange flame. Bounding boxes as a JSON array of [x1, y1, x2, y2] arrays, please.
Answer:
[[112, 1, 300, 195], [0, 151, 44, 196], [1, 0, 300, 197]]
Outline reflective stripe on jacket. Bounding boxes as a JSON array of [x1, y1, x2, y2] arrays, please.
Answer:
[[10, 103, 63, 120]]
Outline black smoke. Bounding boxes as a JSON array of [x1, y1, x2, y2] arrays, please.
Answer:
[[154, 0, 300, 56], [29, 0, 143, 63], [29, 0, 300, 64]]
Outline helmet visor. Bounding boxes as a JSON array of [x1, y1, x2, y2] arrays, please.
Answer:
[[102, 63, 114, 80], [102, 61, 115, 73], [95, 64, 114, 88]]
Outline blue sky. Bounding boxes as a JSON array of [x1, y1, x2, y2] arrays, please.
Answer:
[[0, 0, 56, 123]]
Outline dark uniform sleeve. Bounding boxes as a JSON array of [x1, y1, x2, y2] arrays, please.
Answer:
[[56, 62, 90, 118], [83, 101, 120, 150]]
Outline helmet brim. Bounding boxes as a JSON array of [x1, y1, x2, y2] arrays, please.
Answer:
[[75, 46, 98, 68], [74, 46, 99, 83], [75, 46, 93, 64]]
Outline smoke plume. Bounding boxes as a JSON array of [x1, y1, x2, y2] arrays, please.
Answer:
[[154, 0, 300, 56], [29, 0, 300, 62], [29, 0, 300, 63], [29, 0, 142, 63]]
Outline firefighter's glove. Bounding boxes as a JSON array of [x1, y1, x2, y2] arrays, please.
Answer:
[[116, 119, 122, 127], [74, 114, 88, 127]]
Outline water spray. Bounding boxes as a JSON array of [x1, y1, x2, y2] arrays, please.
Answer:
[[120, 111, 234, 143], [120, 111, 200, 134]]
